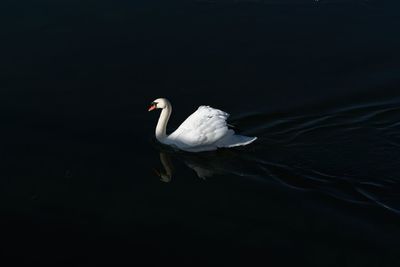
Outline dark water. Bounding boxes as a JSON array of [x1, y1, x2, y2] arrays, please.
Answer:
[[1, 0, 400, 265]]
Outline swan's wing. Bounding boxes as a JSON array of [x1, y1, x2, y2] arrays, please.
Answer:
[[167, 106, 233, 149]]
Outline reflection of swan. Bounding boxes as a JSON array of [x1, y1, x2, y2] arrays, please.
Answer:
[[148, 98, 257, 152], [154, 151, 221, 180], [153, 148, 262, 181], [156, 151, 214, 183], [156, 151, 218, 180], [154, 152, 173, 183]]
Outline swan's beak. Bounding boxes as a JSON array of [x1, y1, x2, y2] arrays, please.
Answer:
[[148, 104, 156, 111]]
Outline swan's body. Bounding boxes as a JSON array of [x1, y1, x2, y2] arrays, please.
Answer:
[[149, 98, 257, 152]]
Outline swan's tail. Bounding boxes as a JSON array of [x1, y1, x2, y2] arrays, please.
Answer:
[[216, 133, 257, 148]]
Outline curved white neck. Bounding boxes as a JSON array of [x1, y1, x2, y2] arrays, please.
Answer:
[[156, 102, 172, 142]]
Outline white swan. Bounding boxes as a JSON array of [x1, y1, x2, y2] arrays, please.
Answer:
[[148, 98, 257, 152]]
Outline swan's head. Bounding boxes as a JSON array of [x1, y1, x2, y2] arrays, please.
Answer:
[[148, 98, 170, 111]]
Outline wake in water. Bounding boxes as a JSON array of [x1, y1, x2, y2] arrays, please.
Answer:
[[153, 97, 400, 215]]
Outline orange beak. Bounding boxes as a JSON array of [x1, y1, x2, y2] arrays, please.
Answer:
[[148, 104, 156, 111]]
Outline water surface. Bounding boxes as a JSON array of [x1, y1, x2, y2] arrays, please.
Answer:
[[1, 0, 400, 265]]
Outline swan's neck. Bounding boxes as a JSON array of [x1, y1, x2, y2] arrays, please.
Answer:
[[156, 103, 172, 142]]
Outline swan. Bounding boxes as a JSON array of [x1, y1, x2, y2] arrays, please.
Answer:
[[148, 98, 257, 152]]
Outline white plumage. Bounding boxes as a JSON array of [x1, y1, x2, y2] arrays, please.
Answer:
[[148, 98, 257, 152]]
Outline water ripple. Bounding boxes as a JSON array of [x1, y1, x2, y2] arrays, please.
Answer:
[[237, 98, 400, 214]]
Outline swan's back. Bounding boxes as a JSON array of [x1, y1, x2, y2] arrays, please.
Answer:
[[166, 106, 256, 152]]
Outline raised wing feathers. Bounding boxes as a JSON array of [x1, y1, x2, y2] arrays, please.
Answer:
[[167, 106, 233, 149]]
